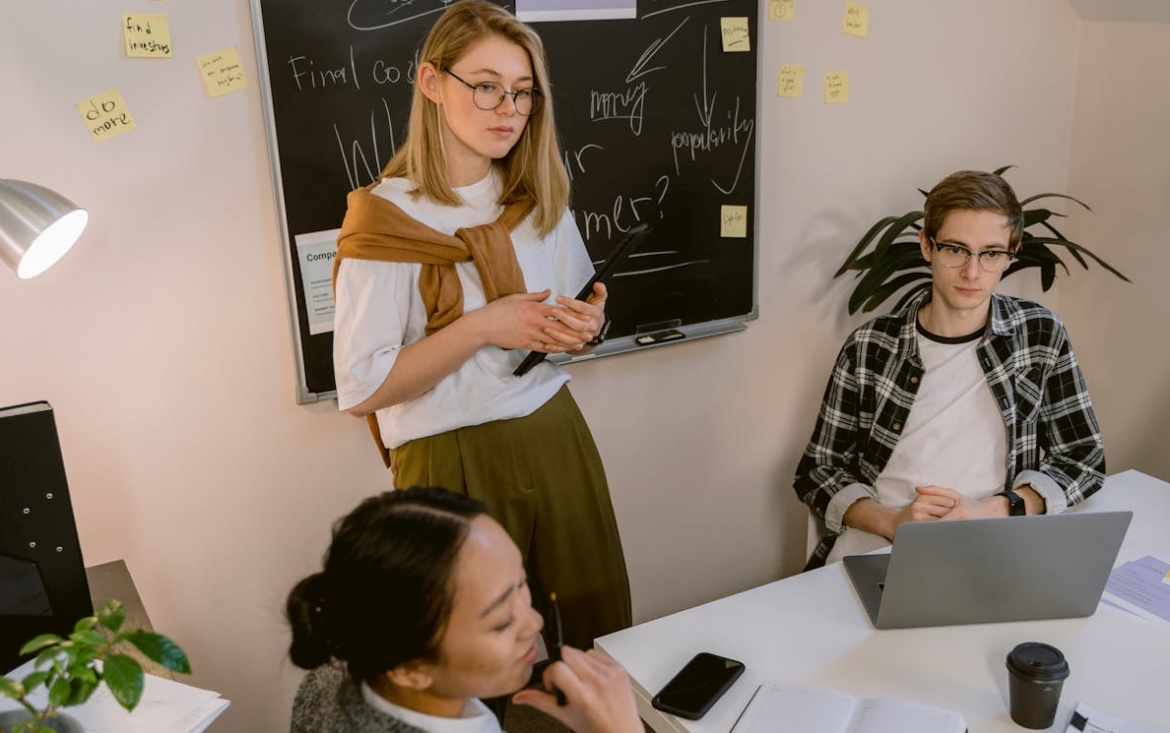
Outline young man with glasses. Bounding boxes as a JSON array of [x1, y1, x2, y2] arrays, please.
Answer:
[[794, 170, 1106, 568]]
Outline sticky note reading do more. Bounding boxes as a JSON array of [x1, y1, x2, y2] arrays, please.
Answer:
[[198, 48, 249, 98], [720, 17, 750, 52], [720, 205, 748, 238], [77, 89, 137, 142], [124, 13, 173, 58], [825, 72, 849, 104]]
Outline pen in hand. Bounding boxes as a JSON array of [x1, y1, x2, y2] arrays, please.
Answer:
[[548, 592, 567, 706]]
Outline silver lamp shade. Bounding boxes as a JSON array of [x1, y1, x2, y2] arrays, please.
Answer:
[[0, 180, 89, 279]]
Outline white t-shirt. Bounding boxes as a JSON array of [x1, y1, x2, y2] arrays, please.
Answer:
[[333, 170, 595, 449], [360, 683, 502, 733], [827, 324, 1007, 562]]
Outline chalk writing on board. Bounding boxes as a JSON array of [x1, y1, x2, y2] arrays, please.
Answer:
[[334, 99, 398, 189], [627, 17, 687, 83], [347, 0, 458, 31], [563, 143, 606, 181], [669, 26, 754, 194]]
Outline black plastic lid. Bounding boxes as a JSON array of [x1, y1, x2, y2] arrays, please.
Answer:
[[1006, 642, 1070, 682]]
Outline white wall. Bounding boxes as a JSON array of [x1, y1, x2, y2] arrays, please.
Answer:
[[1062, 21, 1170, 482], [1, 1, 1087, 731]]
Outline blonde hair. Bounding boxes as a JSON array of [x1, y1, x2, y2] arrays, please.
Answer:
[[382, 0, 569, 236]]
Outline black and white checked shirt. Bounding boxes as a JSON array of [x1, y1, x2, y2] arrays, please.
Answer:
[[794, 289, 1105, 569]]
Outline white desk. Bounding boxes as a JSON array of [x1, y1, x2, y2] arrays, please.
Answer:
[[597, 470, 1170, 733]]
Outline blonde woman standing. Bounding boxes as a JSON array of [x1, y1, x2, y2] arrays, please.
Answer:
[[332, 0, 631, 651]]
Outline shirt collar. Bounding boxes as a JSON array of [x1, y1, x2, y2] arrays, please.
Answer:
[[360, 683, 501, 733]]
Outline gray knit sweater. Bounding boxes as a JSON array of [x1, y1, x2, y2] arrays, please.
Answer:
[[291, 662, 430, 733]]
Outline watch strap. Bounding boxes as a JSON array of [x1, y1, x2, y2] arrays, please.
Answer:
[[996, 489, 1026, 516]]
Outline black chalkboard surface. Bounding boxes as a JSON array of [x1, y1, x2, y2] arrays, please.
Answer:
[[251, 0, 759, 403]]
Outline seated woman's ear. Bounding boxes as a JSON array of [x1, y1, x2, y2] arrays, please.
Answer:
[[384, 660, 436, 691]]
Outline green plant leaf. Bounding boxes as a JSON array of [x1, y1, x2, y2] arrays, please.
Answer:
[[72, 617, 98, 634], [835, 215, 899, 278], [873, 210, 924, 260], [859, 272, 932, 314], [0, 675, 25, 698], [993, 165, 1016, 176], [68, 629, 106, 649], [64, 675, 100, 707], [20, 670, 50, 691], [34, 648, 60, 671], [1019, 192, 1092, 213], [124, 631, 191, 674], [96, 600, 127, 633], [1023, 238, 1130, 281], [1022, 208, 1054, 227], [848, 245, 927, 315], [102, 654, 145, 712], [18, 635, 63, 657], [48, 677, 71, 707]]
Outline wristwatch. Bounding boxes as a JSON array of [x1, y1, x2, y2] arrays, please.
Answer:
[[996, 489, 1026, 517], [587, 317, 612, 347]]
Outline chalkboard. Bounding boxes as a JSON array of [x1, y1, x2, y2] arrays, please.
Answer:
[[250, 0, 759, 403]]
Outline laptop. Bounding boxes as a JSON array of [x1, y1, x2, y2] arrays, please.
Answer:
[[842, 511, 1132, 629]]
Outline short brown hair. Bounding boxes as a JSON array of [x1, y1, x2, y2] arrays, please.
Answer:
[[381, 0, 569, 236], [923, 170, 1024, 250]]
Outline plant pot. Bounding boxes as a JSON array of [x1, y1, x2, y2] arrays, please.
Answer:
[[0, 709, 85, 733]]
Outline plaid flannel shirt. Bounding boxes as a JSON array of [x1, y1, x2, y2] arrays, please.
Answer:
[[794, 289, 1105, 569]]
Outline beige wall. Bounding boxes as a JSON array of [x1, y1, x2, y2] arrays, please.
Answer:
[[0, 1, 1108, 731], [1062, 22, 1170, 481]]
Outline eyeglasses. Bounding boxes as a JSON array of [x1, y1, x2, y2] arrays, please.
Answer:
[[930, 237, 1017, 273], [438, 65, 543, 116]]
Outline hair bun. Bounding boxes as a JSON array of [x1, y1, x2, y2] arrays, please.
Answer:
[[286, 573, 334, 669]]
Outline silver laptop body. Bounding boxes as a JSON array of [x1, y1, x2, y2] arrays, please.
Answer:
[[842, 511, 1132, 629]]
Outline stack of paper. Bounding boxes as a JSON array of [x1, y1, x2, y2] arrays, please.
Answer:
[[1101, 554, 1170, 630], [0, 659, 229, 733], [1065, 702, 1168, 733]]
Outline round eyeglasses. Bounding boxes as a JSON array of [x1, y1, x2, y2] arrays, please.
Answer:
[[438, 65, 543, 116], [930, 237, 1017, 273]]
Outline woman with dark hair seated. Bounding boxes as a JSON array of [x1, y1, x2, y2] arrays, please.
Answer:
[[286, 487, 642, 733]]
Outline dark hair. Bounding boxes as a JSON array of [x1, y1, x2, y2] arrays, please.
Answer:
[[923, 170, 1024, 250], [286, 487, 487, 682]]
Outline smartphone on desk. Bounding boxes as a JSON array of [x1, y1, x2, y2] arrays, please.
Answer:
[[651, 652, 745, 720]]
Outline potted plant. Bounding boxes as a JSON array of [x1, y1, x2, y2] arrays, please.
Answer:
[[835, 166, 1130, 315], [0, 599, 190, 733]]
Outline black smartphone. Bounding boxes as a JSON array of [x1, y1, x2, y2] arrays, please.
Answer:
[[650, 652, 746, 720]]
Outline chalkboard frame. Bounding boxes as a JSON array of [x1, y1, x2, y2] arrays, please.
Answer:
[[249, 0, 760, 404]]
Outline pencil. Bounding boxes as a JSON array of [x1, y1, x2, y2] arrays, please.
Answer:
[[549, 592, 567, 705]]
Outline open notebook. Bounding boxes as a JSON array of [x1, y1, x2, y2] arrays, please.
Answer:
[[731, 682, 965, 733]]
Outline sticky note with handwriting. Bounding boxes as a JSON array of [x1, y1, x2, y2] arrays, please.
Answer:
[[123, 13, 173, 58], [824, 72, 849, 104], [777, 65, 805, 98], [769, 0, 795, 21], [76, 88, 138, 142], [198, 47, 249, 98], [720, 205, 748, 238], [720, 17, 750, 52], [843, 2, 869, 38]]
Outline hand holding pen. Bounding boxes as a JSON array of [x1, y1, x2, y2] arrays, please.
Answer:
[[513, 645, 642, 733]]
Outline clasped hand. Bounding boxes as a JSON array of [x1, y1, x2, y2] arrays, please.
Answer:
[[477, 283, 607, 354], [512, 646, 642, 733]]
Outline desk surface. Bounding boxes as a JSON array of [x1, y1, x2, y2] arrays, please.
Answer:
[[597, 470, 1170, 733]]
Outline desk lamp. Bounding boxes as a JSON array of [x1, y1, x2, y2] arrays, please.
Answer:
[[0, 179, 88, 279]]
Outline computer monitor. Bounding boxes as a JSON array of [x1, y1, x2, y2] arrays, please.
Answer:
[[0, 401, 92, 673]]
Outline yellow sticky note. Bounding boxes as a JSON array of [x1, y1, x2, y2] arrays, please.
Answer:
[[843, 2, 869, 38], [777, 65, 805, 98], [198, 47, 249, 98], [76, 88, 138, 142], [720, 205, 748, 238], [769, 0, 795, 21], [720, 17, 750, 52], [123, 13, 173, 58], [824, 72, 849, 104]]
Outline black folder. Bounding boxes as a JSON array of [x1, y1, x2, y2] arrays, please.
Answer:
[[513, 223, 652, 376]]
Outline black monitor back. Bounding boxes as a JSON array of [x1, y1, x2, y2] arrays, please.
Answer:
[[0, 401, 92, 673]]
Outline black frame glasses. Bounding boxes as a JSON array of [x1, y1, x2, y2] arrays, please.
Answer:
[[438, 65, 543, 116], [929, 236, 1017, 273]]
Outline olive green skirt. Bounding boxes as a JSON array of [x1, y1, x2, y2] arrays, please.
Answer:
[[389, 385, 632, 648]]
